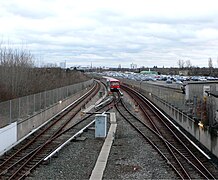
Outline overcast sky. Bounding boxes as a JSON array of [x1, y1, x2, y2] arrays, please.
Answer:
[[1, 0, 218, 68]]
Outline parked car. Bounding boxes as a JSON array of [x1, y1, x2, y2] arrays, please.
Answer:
[[176, 80, 183, 85], [166, 79, 173, 84]]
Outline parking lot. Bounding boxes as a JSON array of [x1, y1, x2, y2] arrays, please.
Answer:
[[93, 71, 218, 89], [89, 70, 218, 127]]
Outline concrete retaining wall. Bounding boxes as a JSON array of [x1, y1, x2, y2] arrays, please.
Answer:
[[153, 97, 218, 158], [17, 81, 93, 140], [0, 122, 17, 153], [122, 79, 218, 158], [0, 79, 93, 155]]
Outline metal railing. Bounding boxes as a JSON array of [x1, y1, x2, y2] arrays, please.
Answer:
[[122, 79, 211, 126], [0, 79, 93, 128]]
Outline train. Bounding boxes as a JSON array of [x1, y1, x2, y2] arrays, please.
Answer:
[[103, 76, 120, 92]]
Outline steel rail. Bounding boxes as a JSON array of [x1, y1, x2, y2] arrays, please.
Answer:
[[0, 82, 98, 176], [121, 87, 190, 178], [120, 99, 206, 179], [4, 81, 116, 180], [121, 84, 216, 179], [0, 82, 100, 180], [17, 88, 116, 180], [8, 83, 100, 180], [115, 99, 184, 179], [44, 119, 95, 161]]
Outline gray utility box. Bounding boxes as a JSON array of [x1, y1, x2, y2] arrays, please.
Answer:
[[95, 114, 107, 138]]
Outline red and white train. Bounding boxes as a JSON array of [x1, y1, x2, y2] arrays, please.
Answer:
[[103, 76, 120, 92]]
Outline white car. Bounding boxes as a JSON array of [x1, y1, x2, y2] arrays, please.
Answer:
[[176, 80, 183, 85]]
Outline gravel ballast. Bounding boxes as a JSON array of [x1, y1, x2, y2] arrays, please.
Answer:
[[26, 89, 179, 179], [27, 110, 178, 179], [103, 109, 177, 179], [27, 126, 105, 180]]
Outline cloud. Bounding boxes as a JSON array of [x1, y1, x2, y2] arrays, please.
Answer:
[[1, 0, 218, 68], [1, 0, 55, 19]]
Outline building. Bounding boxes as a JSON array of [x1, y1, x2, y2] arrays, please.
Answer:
[[130, 63, 137, 69], [60, 62, 66, 69], [140, 70, 158, 75]]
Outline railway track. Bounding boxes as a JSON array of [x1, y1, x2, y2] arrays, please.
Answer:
[[0, 81, 111, 180], [116, 85, 218, 179]]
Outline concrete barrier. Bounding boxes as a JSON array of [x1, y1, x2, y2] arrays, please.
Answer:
[[122, 79, 218, 159], [17, 85, 92, 140], [0, 80, 94, 155]]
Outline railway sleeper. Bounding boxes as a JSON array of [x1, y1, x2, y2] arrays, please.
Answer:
[[0, 169, 8, 175], [25, 164, 34, 169], [22, 169, 31, 176], [42, 158, 50, 165], [28, 161, 37, 166]]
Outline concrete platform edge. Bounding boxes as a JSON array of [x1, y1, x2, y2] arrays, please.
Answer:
[[89, 113, 117, 180]]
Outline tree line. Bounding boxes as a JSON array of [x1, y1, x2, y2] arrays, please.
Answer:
[[177, 58, 215, 69], [0, 46, 89, 101]]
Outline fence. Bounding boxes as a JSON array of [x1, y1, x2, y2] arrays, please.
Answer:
[[121, 79, 218, 158], [0, 79, 93, 128], [122, 79, 212, 126]]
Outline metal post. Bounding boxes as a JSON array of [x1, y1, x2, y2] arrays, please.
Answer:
[[34, 94, 35, 113], [9, 100, 12, 124], [18, 98, 21, 119], [58, 89, 60, 103], [27, 95, 29, 115], [193, 96, 197, 117], [51, 90, 55, 104], [45, 91, 46, 108], [40, 92, 41, 111]]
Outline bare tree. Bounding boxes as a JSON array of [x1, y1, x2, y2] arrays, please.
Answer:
[[0, 45, 34, 99], [0, 44, 89, 101], [208, 57, 213, 68], [185, 60, 192, 68], [178, 59, 185, 69], [208, 57, 213, 75]]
